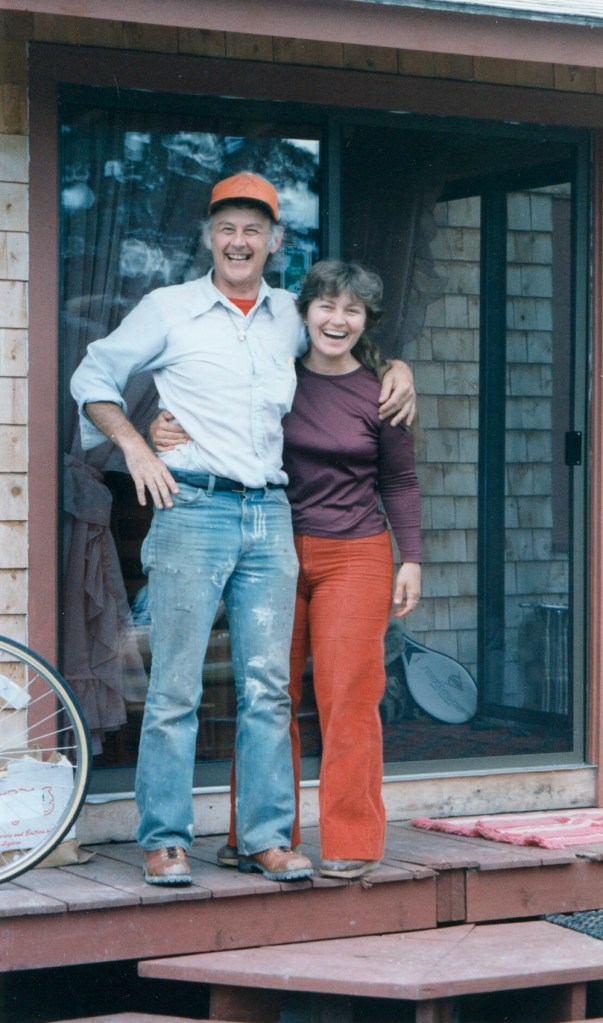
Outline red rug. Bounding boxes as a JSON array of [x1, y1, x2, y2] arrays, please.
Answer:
[[411, 809, 603, 849]]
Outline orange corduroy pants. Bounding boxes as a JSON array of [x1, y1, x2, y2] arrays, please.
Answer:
[[228, 530, 393, 860]]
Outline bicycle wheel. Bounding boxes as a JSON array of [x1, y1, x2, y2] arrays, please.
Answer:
[[0, 635, 92, 883]]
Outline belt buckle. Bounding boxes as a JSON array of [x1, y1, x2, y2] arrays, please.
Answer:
[[232, 483, 247, 494]]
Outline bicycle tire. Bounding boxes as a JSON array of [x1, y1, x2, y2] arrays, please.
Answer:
[[0, 634, 92, 883]]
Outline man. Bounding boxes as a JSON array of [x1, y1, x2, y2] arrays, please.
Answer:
[[71, 171, 415, 885]]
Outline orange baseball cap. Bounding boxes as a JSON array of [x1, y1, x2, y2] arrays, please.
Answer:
[[208, 171, 279, 222]]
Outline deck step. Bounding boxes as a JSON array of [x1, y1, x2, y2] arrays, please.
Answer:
[[49, 1015, 241, 1023], [139, 920, 603, 1023]]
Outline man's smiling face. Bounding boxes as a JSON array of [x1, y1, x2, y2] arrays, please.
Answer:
[[210, 204, 280, 300]]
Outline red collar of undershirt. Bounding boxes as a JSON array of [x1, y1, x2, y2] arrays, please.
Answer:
[[229, 297, 256, 315]]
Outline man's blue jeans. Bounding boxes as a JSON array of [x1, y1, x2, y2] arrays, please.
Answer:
[[136, 480, 298, 855]]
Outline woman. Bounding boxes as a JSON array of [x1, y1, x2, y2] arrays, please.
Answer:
[[153, 260, 421, 879]]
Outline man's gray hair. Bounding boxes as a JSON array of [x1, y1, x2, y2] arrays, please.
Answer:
[[202, 205, 284, 250]]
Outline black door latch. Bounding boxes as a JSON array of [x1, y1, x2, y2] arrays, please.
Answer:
[[565, 430, 582, 466]]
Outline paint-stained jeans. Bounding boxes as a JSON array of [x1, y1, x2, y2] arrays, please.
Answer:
[[136, 480, 298, 855]]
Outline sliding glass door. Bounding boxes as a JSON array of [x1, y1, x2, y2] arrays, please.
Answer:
[[59, 89, 589, 787]]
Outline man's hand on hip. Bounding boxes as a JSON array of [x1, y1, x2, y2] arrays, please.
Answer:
[[85, 401, 180, 509]]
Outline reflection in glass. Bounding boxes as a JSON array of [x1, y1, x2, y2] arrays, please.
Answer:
[[60, 101, 321, 765], [503, 186, 571, 728], [379, 183, 574, 766]]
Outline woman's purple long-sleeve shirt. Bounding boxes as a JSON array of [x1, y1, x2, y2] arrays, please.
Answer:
[[283, 363, 421, 563]]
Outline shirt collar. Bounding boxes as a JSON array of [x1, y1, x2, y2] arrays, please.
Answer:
[[191, 270, 274, 318]]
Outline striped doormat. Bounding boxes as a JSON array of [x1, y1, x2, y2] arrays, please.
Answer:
[[412, 809, 603, 848]]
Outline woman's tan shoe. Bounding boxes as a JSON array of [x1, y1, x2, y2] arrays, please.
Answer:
[[319, 858, 380, 879]]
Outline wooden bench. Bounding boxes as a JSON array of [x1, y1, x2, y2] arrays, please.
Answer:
[[139, 920, 603, 1023]]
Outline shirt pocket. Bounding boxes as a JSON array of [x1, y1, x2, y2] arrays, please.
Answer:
[[267, 354, 297, 415]]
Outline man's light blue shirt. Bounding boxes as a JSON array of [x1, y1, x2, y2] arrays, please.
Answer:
[[71, 271, 307, 487]]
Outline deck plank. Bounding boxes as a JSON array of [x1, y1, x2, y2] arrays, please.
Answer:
[[6, 865, 142, 911], [52, 1016, 209, 1023], [466, 856, 603, 921], [186, 857, 291, 897], [388, 821, 578, 869], [60, 851, 213, 906], [0, 880, 67, 916], [435, 868, 466, 923], [96, 842, 294, 897], [567, 844, 603, 861], [90, 843, 224, 902]]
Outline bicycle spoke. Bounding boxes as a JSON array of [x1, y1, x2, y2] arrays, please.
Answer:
[[0, 635, 91, 882]]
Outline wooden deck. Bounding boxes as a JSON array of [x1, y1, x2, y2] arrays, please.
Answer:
[[140, 921, 603, 1023], [3, 820, 603, 975]]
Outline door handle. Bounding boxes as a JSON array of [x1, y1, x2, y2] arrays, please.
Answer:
[[564, 430, 582, 466]]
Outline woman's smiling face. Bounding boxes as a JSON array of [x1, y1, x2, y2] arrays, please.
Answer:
[[305, 290, 367, 372]]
